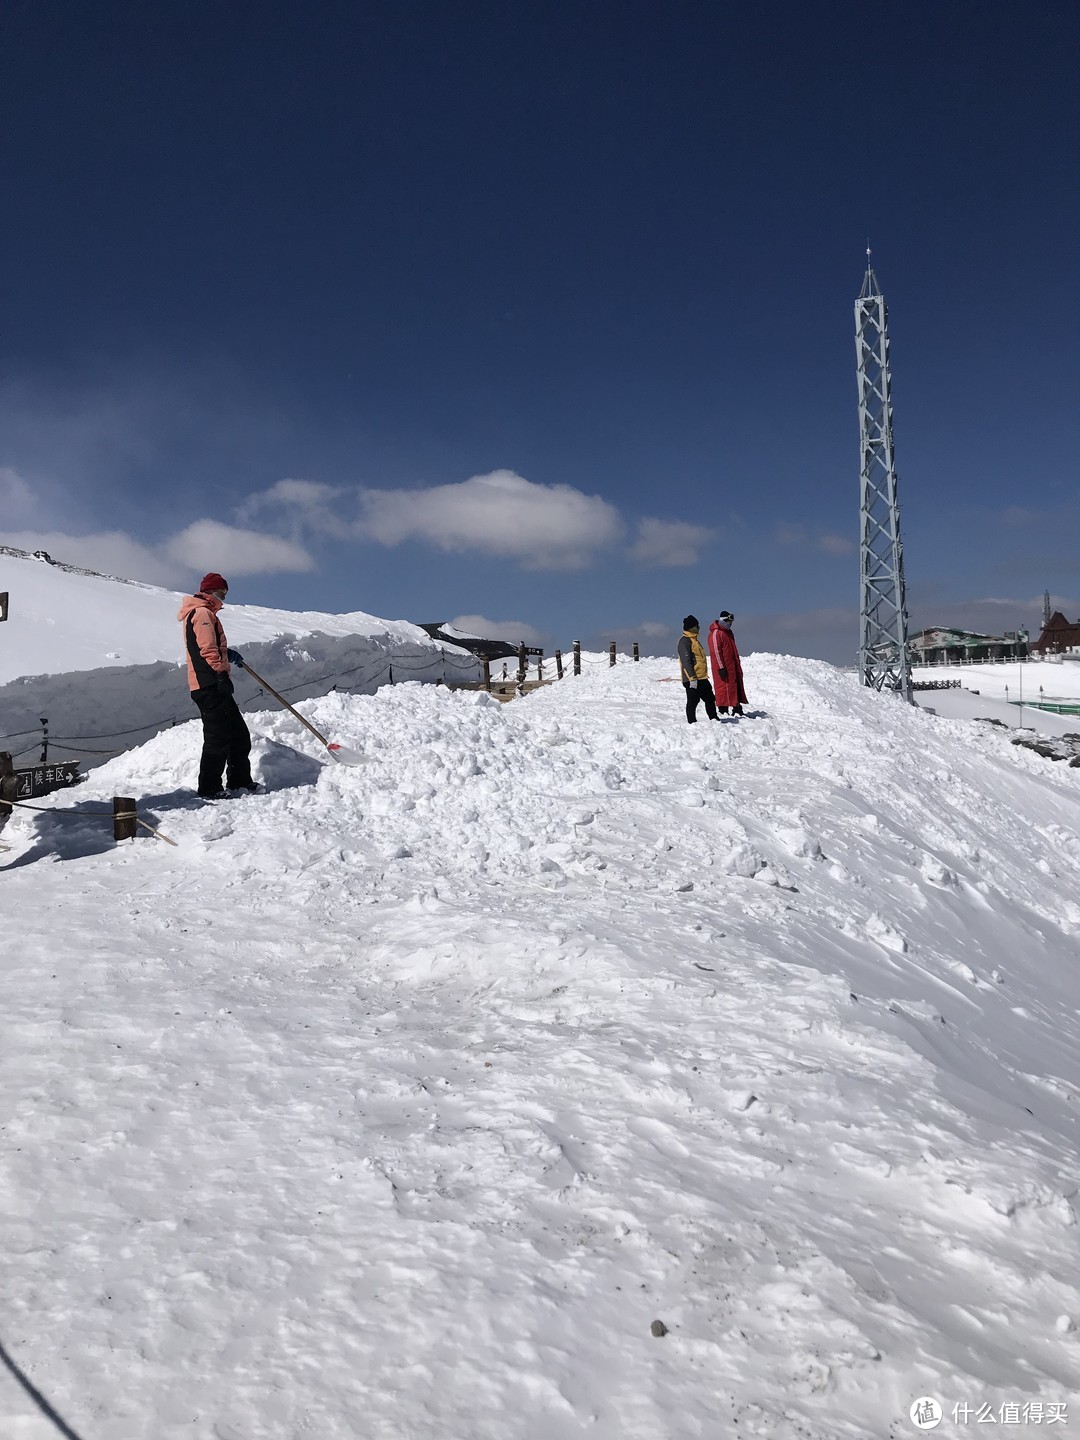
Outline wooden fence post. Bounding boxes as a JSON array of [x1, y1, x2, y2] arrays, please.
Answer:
[[609, 642, 616, 667], [0, 752, 14, 818], [482, 656, 491, 691], [537, 652, 544, 683], [555, 649, 563, 680], [113, 796, 136, 842], [633, 642, 640, 662], [573, 641, 581, 676], [517, 643, 526, 691]]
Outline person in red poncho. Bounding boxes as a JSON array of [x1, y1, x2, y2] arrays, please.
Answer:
[[707, 611, 748, 716]]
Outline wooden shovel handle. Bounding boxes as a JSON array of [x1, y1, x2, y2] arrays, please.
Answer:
[[238, 661, 332, 748]]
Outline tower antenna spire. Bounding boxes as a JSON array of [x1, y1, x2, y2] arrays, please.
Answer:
[[854, 251, 913, 701]]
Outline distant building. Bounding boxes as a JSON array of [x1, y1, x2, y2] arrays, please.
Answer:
[[909, 627, 1028, 665], [1030, 611, 1080, 657], [417, 622, 518, 662]]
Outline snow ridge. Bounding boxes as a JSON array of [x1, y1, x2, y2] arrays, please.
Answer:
[[2, 654, 1079, 1438]]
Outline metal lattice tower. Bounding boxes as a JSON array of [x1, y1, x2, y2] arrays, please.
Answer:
[[855, 250, 912, 701]]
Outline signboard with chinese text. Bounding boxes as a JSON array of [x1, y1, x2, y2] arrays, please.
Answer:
[[14, 762, 81, 798]]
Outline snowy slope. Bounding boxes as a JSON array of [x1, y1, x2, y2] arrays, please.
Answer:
[[0, 547, 453, 684], [0, 548, 480, 770], [2, 656, 1079, 1438]]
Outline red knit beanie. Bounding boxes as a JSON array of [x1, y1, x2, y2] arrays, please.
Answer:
[[199, 572, 228, 595]]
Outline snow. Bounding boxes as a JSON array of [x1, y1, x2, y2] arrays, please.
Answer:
[[0, 548, 456, 686], [914, 659, 1080, 706], [2, 582, 1080, 1435], [0, 548, 480, 770], [915, 685, 1080, 738]]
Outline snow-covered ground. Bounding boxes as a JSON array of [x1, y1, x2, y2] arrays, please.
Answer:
[[914, 659, 1080, 707], [3, 652, 1079, 1438], [912, 660, 1080, 742], [914, 685, 1080, 738]]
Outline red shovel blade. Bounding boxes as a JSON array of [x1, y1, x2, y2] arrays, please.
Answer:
[[326, 742, 366, 766]]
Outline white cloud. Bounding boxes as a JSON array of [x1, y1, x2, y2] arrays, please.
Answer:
[[0, 467, 37, 526], [581, 610, 860, 664], [775, 524, 854, 556], [450, 614, 547, 646], [2, 520, 316, 587], [354, 469, 623, 571], [165, 520, 315, 576], [908, 595, 1075, 635], [0, 529, 188, 586], [238, 478, 343, 533], [734, 607, 859, 667], [628, 518, 714, 567]]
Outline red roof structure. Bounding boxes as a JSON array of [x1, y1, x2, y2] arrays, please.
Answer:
[[1031, 611, 1080, 654]]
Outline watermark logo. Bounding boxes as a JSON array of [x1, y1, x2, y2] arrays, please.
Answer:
[[910, 1397, 943, 1430]]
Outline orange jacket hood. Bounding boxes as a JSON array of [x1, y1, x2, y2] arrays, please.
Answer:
[[179, 592, 230, 691]]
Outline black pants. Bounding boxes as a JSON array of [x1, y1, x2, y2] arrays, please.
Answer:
[[192, 684, 253, 792], [684, 678, 718, 723]]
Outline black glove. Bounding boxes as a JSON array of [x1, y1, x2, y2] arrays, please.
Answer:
[[227, 648, 245, 667], [216, 672, 234, 695], [718, 669, 728, 681]]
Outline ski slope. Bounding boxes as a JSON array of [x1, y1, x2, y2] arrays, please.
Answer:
[[2, 655, 1079, 1438]]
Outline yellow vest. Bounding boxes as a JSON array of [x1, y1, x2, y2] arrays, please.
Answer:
[[680, 630, 707, 681]]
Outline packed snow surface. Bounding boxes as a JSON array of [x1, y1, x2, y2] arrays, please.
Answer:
[[3, 655, 1080, 1438]]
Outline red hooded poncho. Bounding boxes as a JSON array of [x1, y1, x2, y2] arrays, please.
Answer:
[[708, 620, 747, 708]]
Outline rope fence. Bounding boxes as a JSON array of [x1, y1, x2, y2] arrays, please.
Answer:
[[3, 797, 178, 846], [1, 649, 477, 759]]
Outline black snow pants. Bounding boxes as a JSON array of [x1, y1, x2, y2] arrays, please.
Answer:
[[683, 678, 718, 723], [192, 681, 253, 793]]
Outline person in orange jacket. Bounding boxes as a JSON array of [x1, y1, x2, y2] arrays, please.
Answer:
[[177, 572, 256, 799], [708, 610, 748, 715]]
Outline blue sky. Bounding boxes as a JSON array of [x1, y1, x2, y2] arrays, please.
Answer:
[[1, 0, 1077, 663]]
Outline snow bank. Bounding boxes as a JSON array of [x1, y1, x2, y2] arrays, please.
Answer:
[[2, 654, 1079, 1437], [0, 548, 480, 768]]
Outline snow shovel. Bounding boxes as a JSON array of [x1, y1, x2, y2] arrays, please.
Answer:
[[238, 660, 366, 765]]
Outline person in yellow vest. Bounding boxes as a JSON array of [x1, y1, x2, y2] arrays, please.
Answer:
[[676, 615, 719, 723]]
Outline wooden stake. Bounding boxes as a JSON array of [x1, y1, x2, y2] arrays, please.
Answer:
[[0, 752, 14, 818], [113, 797, 136, 842]]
